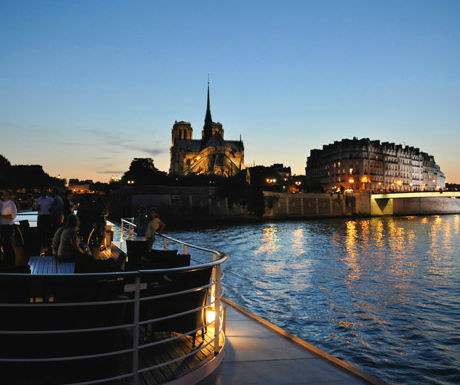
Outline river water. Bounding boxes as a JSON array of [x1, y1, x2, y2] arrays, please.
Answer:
[[152, 215, 459, 385]]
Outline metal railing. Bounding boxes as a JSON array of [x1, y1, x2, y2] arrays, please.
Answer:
[[0, 218, 227, 385]]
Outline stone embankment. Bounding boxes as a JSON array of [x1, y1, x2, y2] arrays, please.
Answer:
[[108, 186, 460, 224]]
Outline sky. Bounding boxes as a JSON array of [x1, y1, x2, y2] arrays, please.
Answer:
[[0, 0, 459, 183]]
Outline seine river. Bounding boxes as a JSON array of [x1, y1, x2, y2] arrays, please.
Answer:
[[160, 215, 460, 385]]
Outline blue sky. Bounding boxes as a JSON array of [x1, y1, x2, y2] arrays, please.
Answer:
[[1, 0, 458, 182]]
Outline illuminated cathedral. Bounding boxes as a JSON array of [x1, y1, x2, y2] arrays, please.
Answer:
[[169, 85, 245, 177]]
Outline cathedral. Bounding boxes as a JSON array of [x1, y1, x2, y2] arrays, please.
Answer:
[[169, 85, 245, 177]]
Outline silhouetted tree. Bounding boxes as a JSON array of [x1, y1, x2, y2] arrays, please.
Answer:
[[121, 158, 169, 185]]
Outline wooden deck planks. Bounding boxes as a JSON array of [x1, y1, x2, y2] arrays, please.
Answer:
[[29, 256, 75, 275], [138, 327, 221, 385]]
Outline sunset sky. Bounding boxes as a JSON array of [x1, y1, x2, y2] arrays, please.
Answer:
[[1, 0, 459, 182]]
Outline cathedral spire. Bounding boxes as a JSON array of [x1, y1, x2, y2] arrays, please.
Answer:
[[202, 79, 213, 144], [205, 80, 213, 127]]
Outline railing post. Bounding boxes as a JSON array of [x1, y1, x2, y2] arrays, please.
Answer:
[[211, 253, 217, 302], [184, 244, 188, 254], [163, 237, 167, 250], [132, 275, 140, 385], [214, 262, 221, 354], [120, 220, 124, 242]]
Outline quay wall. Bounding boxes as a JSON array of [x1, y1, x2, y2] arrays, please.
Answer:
[[393, 197, 460, 215], [262, 191, 370, 218], [108, 187, 460, 223], [108, 186, 248, 223]]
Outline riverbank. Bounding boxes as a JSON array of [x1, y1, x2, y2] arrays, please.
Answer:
[[108, 186, 460, 226]]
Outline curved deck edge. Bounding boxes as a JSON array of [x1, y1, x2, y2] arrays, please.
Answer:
[[222, 297, 388, 385], [161, 345, 225, 385]]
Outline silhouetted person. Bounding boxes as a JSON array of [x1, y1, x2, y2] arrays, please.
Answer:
[[0, 190, 17, 266], [135, 206, 148, 237], [63, 190, 74, 222], [77, 195, 107, 257], [50, 188, 64, 236], [36, 189, 53, 252], [145, 207, 166, 251], [56, 214, 88, 262]]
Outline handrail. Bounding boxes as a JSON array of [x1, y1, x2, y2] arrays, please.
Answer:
[[0, 216, 227, 385], [120, 217, 226, 258]]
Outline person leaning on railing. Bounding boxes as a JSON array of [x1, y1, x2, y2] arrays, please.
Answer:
[[144, 207, 166, 250]]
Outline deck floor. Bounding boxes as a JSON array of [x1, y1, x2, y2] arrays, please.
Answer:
[[137, 325, 223, 385], [197, 304, 380, 385], [29, 256, 75, 274]]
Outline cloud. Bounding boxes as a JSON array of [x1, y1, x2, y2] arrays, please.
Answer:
[[97, 170, 125, 174], [117, 143, 163, 156], [85, 129, 165, 156]]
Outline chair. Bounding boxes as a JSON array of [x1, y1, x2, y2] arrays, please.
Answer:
[[142, 250, 189, 269], [140, 266, 213, 346], [125, 239, 149, 270], [18, 220, 40, 257]]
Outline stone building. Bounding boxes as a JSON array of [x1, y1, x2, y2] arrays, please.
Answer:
[[169, 85, 245, 177], [305, 138, 445, 192]]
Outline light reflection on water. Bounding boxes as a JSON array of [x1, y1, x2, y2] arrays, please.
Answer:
[[119, 215, 460, 385]]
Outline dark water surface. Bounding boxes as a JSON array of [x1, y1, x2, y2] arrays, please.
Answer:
[[163, 215, 460, 385]]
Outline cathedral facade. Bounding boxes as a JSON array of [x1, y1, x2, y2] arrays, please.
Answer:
[[169, 86, 245, 177]]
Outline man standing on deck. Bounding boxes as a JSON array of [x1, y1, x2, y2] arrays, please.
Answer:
[[0, 190, 17, 266], [36, 189, 53, 252], [50, 188, 64, 237]]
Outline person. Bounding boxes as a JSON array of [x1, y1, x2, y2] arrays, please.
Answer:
[[134, 206, 149, 237], [144, 207, 166, 251], [56, 214, 88, 262], [62, 190, 74, 222], [51, 223, 65, 257], [50, 188, 64, 236], [77, 195, 107, 257], [36, 189, 54, 252], [0, 190, 18, 266]]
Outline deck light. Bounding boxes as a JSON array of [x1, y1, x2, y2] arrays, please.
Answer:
[[207, 308, 216, 323]]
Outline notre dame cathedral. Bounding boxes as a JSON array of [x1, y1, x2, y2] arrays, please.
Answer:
[[169, 85, 245, 177]]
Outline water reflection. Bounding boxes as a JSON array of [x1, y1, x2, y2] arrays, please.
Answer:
[[254, 224, 279, 256], [162, 215, 460, 385], [292, 227, 304, 256], [343, 220, 361, 282]]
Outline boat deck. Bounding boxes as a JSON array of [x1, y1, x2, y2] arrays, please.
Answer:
[[29, 256, 75, 274], [199, 300, 386, 385], [138, 326, 223, 385]]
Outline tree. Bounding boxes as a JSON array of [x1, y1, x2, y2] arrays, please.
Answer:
[[122, 158, 168, 185]]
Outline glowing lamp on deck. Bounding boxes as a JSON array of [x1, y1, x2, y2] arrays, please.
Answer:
[[207, 308, 216, 323]]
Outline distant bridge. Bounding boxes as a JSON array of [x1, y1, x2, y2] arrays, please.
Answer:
[[370, 191, 460, 216]]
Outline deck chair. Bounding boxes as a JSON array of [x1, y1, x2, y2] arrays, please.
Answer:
[[140, 266, 213, 346]]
